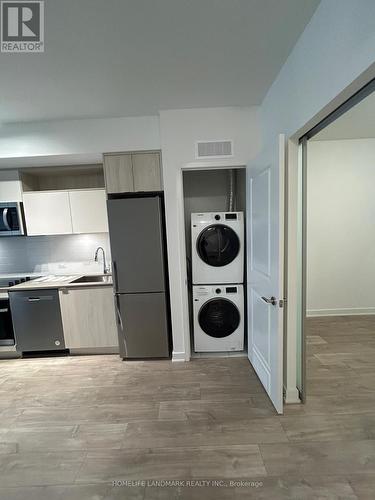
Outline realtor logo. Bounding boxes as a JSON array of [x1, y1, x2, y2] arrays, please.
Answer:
[[1, 1, 44, 52]]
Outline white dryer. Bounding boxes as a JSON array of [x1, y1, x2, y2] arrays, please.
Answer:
[[193, 284, 244, 352], [191, 212, 244, 285]]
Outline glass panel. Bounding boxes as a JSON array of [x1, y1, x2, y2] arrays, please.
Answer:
[[199, 298, 240, 338], [197, 225, 240, 267]]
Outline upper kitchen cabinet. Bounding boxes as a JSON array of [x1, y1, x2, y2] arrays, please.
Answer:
[[132, 152, 162, 192], [19, 165, 109, 236], [69, 189, 108, 234], [0, 170, 22, 202], [103, 154, 134, 194], [23, 191, 73, 236], [103, 152, 162, 194]]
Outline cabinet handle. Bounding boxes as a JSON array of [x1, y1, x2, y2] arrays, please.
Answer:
[[3, 209, 11, 231], [28, 297, 41, 302], [0, 308, 8, 313]]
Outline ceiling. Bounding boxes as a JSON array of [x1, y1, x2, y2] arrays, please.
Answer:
[[313, 90, 375, 141], [0, 0, 320, 124]]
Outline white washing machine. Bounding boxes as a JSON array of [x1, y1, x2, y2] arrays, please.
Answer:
[[191, 212, 244, 284], [193, 284, 244, 352]]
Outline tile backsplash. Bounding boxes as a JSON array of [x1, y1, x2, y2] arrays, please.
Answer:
[[0, 233, 111, 275]]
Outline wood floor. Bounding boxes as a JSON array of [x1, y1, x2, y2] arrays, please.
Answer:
[[0, 316, 374, 499]]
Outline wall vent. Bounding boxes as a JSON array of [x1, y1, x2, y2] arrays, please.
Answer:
[[196, 140, 233, 159]]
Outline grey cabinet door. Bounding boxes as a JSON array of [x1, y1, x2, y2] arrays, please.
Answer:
[[103, 154, 134, 194], [117, 292, 169, 358], [132, 153, 162, 191]]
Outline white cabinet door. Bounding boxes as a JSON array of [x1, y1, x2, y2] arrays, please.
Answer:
[[0, 170, 22, 202], [247, 134, 285, 414], [23, 191, 73, 236], [59, 286, 118, 349], [69, 189, 108, 234]]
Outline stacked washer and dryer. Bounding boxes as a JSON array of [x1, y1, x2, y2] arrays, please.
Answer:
[[191, 211, 245, 352]]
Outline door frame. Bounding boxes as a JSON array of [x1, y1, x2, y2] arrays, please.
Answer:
[[296, 77, 375, 401]]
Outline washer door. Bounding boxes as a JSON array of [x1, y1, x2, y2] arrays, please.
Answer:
[[198, 298, 240, 338], [197, 224, 240, 267]]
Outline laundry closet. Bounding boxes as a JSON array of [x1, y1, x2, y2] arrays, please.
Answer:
[[182, 168, 247, 356]]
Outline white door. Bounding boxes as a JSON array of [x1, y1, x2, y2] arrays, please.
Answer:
[[247, 134, 285, 414]]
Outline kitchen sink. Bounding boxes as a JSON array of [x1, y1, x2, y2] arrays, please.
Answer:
[[72, 275, 112, 284]]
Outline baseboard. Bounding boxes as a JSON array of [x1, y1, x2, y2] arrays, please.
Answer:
[[0, 346, 21, 359], [307, 307, 375, 317], [69, 347, 119, 355], [284, 386, 301, 404], [172, 351, 187, 362], [192, 351, 247, 359]]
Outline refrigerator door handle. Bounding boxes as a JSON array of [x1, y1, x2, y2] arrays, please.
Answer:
[[113, 260, 119, 293], [115, 294, 123, 331]]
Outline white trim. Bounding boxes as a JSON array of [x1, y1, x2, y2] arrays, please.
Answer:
[[172, 351, 187, 362], [307, 308, 375, 317], [284, 386, 300, 404], [192, 351, 247, 358], [283, 138, 300, 408]]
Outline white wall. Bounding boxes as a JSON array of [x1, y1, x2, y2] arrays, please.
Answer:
[[258, 0, 375, 401], [160, 107, 261, 360], [0, 116, 160, 162], [307, 139, 375, 316]]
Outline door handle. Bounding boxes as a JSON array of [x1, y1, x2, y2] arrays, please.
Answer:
[[261, 296, 277, 306], [3, 209, 11, 231], [113, 260, 119, 293], [115, 295, 123, 331]]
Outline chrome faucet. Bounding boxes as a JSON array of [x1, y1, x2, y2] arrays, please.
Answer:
[[94, 247, 109, 274]]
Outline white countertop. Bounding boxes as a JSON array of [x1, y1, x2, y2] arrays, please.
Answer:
[[1, 274, 113, 292]]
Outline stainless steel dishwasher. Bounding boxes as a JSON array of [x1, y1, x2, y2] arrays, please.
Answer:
[[9, 289, 66, 353]]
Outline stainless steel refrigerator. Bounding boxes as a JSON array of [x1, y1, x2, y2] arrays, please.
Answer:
[[107, 195, 171, 359]]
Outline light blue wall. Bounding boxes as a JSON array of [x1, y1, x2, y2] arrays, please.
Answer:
[[261, 0, 375, 140]]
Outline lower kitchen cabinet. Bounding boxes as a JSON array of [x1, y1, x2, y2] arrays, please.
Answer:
[[59, 286, 118, 352]]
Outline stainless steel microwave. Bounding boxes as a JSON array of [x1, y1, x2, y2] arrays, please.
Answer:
[[0, 202, 25, 236]]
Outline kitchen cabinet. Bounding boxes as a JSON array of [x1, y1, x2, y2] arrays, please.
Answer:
[[23, 191, 72, 236], [23, 189, 108, 236], [69, 189, 108, 233], [103, 152, 162, 194], [132, 153, 162, 192], [103, 154, 134, 194], [0, 170, 23, 202], [59, 286, 118, 351]]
